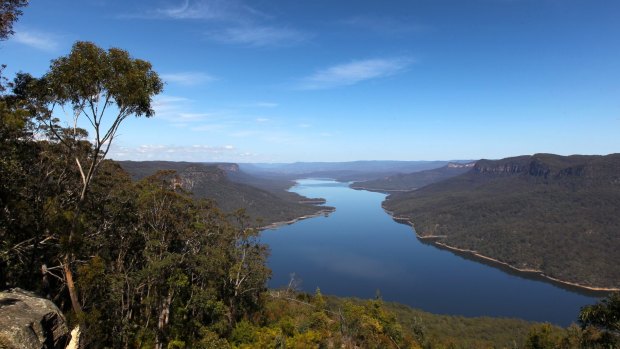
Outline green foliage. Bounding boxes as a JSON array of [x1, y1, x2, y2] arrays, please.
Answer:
[[579, 292, 620, 347], [3, 24, 617, 349], [46, 41, 163, 118], [1, 65, 269, 346], [230, 320, 258, 345], [525, 323, 563, 349], [0, 0, 28, 40], [385, 153, 620, 288], [118, 160, 333, 228]]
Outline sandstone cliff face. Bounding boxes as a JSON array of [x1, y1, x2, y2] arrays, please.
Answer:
[[0, 288, 70, 349], [472, 154, 595, 179], [175, 166, 226, 191], [446, 162, 475, 169], [216, 163, 239, 172]]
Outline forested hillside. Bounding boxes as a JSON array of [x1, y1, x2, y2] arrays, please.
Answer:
[[1, 7, 619, 346], [351, 162, 475, 192], [385, 153, 620, 289], [119, 161, 332, 227]]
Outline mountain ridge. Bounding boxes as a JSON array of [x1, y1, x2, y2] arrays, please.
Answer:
[[118, 161, 332, 227], [383, 153, 620, 289], [351, 161, 476, 192]]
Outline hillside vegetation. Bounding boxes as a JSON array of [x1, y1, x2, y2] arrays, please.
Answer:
[[119, 161, 332, 227], [385, 153, 620, 289], [2, 25, 618, 347], [351, 162, 475, 192]]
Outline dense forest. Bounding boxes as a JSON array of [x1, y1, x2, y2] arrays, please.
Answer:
[[1, 3, 619, 347], [385, 154, 620, 290], [118, 161, 332, 228]]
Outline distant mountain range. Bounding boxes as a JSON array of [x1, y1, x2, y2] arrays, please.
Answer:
[[118, 161, 332, 227], [383, 153, 620, 290], [239, 160, 472, 182], [350, 162, 476, 192]]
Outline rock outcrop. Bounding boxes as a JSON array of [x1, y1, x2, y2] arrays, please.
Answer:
[[0, 288, 70, 349]]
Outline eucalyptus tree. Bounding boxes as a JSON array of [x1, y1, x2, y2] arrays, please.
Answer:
[[579, 292, 620, 347], [0, 0, 28, 41], [42, 41, 163, 316]]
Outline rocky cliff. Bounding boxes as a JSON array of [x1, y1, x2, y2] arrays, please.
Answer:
[[384, 153, 620, 289], [0, 288, 70, 349]]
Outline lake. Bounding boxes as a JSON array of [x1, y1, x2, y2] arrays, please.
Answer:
[[261, 179, 601, 326]]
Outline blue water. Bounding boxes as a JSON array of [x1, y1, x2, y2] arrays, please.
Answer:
[[261, 179, 601, 326]]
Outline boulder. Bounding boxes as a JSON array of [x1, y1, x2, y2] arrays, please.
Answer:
[[0, 288, 70, 349]]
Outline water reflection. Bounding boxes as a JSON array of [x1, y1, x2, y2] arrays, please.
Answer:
[[262, 179, 600, 326]]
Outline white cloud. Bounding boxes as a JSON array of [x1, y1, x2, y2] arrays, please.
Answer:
[[127, 0, 309, 49], [206, 25, 309, 47], [152, 95, 226, 124], [12, 29, 60, 51], [299, 58, 413, 90], [110, 143, 247, 161], [161, 72, 216, 86], [256, 118, 270, 123]]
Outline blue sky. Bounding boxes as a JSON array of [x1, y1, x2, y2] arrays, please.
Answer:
[[2, 0, 619, 162]]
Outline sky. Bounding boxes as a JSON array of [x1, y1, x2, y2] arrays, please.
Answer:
[[1, 0, 619, 162]]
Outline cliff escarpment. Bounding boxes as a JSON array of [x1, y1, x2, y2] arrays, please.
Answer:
[[384, 153, 620, 290], [119, 161, 332, 227]]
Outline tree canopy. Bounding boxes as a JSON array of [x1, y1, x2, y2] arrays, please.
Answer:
[[0, 0, 27, 40]]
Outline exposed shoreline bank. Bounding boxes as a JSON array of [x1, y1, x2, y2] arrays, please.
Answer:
[[349, 185, 413, 194], [382, 205, 619, 293], [260, 207, 335, 230]]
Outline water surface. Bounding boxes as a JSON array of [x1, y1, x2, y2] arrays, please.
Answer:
[[262, 179, 600, 326]]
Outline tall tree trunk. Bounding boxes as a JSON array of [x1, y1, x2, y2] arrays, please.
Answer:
[[63, 254, 82, 316], [155, 290, 173, 349]]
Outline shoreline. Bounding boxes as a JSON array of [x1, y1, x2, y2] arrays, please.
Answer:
[[350, 185, 414, 194], [381, 204, 619, 293], [260, 207, 335, 230], [261, 179, 335, 230]]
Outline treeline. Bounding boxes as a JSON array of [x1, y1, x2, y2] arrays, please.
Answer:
[[1, 90, 266, 348]]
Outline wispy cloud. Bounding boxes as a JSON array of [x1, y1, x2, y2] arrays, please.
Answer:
[[12, 29, 61, 52], [299, 58, 413, 90], [152, 95, 228, 124], [149, 0, 265, 22], [190, 123, 228, 131], [110, 143, 251, 161], [161, 72, 216, 86], [125, 0, 308, 48], [205, 25, 309, 47]]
